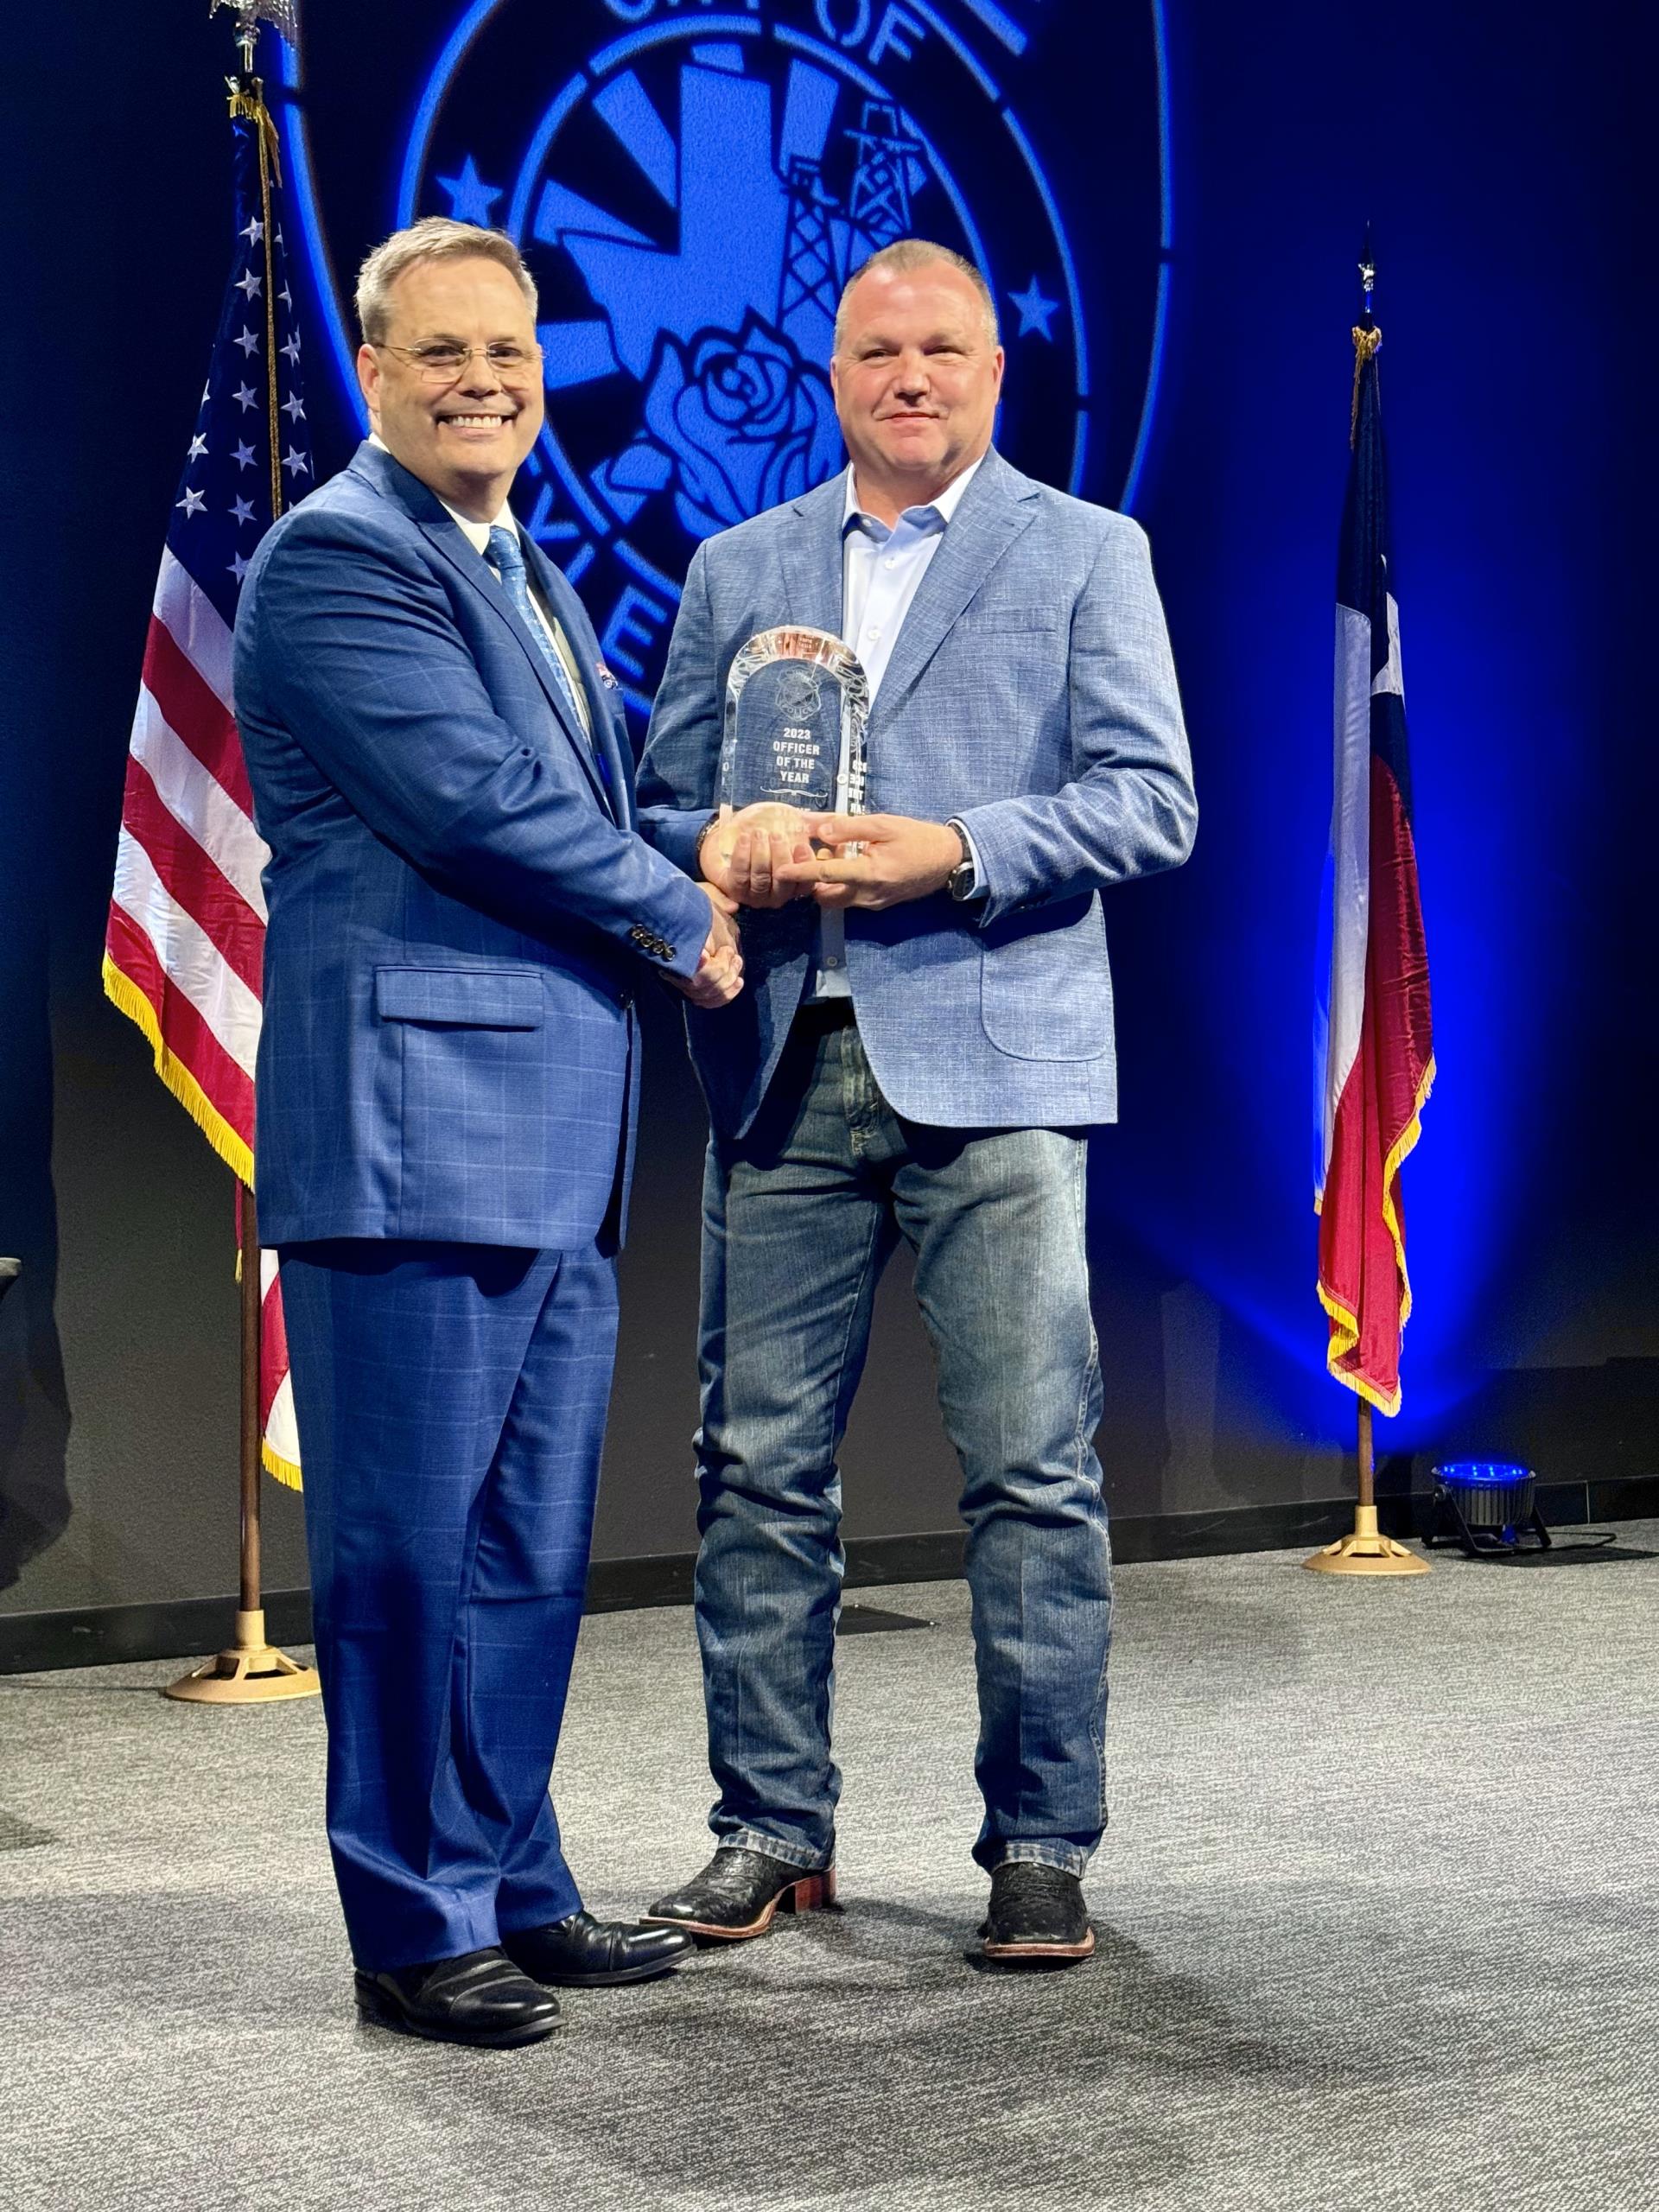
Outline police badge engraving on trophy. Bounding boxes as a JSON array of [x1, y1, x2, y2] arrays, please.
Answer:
[[719, 626, 871, 827]]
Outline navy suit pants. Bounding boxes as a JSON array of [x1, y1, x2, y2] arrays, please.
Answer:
[[279, 1239, 616, 1971]]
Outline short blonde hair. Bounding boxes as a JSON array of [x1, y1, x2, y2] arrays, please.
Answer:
[[833, 238, 999, 353], [355, 218, 538, 346]]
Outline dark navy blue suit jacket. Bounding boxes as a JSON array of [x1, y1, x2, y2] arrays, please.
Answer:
[[234, 441, 711, 1251]]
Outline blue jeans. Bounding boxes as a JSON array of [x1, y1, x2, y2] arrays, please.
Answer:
[[695, 1010, 1112, 1878]]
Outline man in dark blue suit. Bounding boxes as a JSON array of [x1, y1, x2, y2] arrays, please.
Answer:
[[234, 219, 742, 2047]]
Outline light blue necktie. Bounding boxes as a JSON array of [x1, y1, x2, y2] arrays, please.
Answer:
[[486, 524, 591, 747]]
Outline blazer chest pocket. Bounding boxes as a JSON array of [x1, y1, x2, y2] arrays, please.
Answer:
[[953, 607, 1061, 636], [374, 966, 544, 1029]]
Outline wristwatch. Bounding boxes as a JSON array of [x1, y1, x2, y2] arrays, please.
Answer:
[[945, 818, 982, 903], [693, 811, 723, 875]]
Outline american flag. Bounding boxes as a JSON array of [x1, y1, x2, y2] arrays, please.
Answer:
[[1313, 311, 1435, 1417], [103, 80, 307, 1485]]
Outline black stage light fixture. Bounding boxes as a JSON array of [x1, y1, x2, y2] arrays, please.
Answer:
[[1426, 1461, 1551, 1558]]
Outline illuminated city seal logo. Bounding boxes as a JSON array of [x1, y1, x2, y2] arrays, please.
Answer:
[[377, 0, 1168, 710]]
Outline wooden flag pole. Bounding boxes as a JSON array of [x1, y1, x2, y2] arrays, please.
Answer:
[[1305, 1397, 1431, 1576], [164, 1184, 319, 1701], [162, 5, 316, 1704]]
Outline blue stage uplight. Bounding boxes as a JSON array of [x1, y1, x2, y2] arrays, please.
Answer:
[[1434, 1461, 1533, 1485], [1429, 1463, 1547, 1554]]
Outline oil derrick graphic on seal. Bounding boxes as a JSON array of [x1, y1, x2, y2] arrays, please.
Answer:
[[845, 102, 924, 261], [779, 157, 841, 357]]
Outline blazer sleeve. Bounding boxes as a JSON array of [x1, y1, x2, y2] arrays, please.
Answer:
[[634, 539, 720, 876], [955, 516, 1198, 924], [243, 509, 712, 977]]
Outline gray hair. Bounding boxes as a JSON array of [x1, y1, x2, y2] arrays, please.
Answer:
[[355, 218, 538, 346], [833, 238, 999, 354]]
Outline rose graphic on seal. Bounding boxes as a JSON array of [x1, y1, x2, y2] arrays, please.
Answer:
[[644, 315, 842, 542]]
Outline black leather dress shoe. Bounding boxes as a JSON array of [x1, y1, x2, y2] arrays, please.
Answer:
[[354, 1947, 562, 2046], [502, 1910, 694, 1987], [979, 1863, 1096, 1962], [644, 1846, 837, 1941]]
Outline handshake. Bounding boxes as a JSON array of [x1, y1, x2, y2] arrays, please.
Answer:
[[677, 798, 967, 1010]]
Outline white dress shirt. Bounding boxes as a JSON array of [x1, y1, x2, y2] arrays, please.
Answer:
[[368, 433, 590, 735], [811, 454, 984, 999]]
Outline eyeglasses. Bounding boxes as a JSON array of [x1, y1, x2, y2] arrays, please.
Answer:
[[377, 341, 543, 385]]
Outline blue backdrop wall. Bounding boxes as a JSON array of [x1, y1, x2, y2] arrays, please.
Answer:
[[1, 0, 1648, 1617]]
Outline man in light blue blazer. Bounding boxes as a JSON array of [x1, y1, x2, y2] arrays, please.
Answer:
[[234, 219, 741, 2046], [638, 241, 1196, 1962]]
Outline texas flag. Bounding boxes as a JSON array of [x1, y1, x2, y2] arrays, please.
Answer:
[[1313, 322, 1435, 1417]]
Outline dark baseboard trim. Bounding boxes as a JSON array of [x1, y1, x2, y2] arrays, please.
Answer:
[[0, 1586, 320, 1679], [1533, 1474, 1659, 1527], [5, 1474, 1654, 1675]]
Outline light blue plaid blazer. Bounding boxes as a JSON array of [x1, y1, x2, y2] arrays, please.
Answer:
[[234, 441, 711, 1249], [638, 448, 1198, 1135]]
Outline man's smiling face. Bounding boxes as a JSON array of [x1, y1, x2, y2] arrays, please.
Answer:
[[830, 258, 1003, 517], [358, 255, 544, 520]]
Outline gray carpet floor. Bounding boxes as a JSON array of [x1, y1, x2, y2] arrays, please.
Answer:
[[2, 1529, 1656, 2212]]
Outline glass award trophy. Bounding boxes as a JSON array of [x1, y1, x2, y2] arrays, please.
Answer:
[[718, 626, 871, 825]]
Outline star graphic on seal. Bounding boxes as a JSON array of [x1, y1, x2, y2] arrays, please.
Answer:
[[1007, 276, 1060, 341], [436, 155, 503, 228]]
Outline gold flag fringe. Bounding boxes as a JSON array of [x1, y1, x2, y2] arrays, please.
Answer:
[[1313, 1051, 1437, 1419], [107, 958, 307, 1485], [262, 1438, 302, 1491], [103, 957, 254, 1187]]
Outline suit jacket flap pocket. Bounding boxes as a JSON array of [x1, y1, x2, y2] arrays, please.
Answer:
[[374, 966, 544, 1029]]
